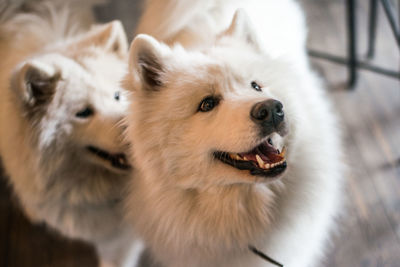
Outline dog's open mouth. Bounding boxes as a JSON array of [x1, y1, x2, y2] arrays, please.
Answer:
[[87, 146, 131, 171], [214, 138, 287, 178]]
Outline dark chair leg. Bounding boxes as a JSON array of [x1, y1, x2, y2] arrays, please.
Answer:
[[367, 0, 378, 58], [347, 0, 358, 89], [380, 0, 400, 48]]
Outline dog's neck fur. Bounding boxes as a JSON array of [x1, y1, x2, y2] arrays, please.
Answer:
[[129, 164, 278, 265]]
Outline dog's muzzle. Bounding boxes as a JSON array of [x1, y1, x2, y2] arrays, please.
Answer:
[[213, 99, 288, 179]]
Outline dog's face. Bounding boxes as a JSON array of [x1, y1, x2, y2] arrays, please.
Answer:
[[11, 21, 132, 173], [126, 11, 299, 188]]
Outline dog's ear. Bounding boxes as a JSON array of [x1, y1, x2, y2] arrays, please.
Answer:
[[11, 61, 60, 107], [72, 20, 128, 57], [220, 9, 261, 50], [128, 34, 168, 92]]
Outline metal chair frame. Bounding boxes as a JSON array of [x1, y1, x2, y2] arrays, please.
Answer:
[[308, 0, 400, 89]]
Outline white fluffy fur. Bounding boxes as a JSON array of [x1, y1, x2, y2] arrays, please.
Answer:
[[125, 0, 344, 267], [0, 1, 142, 266]]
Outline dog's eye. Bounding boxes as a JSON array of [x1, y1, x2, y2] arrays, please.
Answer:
[[198, 96, 220, 112], [251, 81, 262, 92], [76, 107, 94, 118], [114, 91, 120, 101]]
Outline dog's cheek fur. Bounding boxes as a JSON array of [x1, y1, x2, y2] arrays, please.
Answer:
[[180, 100, 265, 185]]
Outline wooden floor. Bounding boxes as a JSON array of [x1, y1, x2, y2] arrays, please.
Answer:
[[1, 0, 399, 266]]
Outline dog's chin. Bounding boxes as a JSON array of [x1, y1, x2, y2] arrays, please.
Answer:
[[86, 145, 131, 173], [213, 136, 287, 180]]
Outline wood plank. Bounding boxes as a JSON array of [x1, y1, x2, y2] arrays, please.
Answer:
[[0, 172, 98, 267]]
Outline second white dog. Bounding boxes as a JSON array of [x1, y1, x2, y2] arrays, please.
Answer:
[[0, 1, 142, 266]]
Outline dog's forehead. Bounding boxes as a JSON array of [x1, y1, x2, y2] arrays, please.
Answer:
[[166, 45, 260, 90], [56, 48, 125, 92], [45, 53, 122, 100], [75, 52, 128, 112], [204, 45, 292, 94], [76, 49, 125, 79], [142, 46, 280, 111], [164, 62, 237, 98]]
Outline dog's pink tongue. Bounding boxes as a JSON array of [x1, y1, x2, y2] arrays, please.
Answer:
[[239, 144, 284, 164], [238, 152, 256, 162]]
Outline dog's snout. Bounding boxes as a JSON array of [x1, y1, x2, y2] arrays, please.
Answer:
[[250, 99, 284, 128]]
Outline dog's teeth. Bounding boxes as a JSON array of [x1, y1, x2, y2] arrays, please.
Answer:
[[265, 163, 271, 169], [280, 147, 286, 157], [243, 156, 248, 161], [235, 155, 242, 161], [229, 153, 236, 159], [256, 154, 264, 167]]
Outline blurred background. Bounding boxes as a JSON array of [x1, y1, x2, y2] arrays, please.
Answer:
[[0, 0, 399, 266]]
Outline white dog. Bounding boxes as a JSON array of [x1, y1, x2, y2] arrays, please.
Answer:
[[125, 0, 343, 267], [0, 1, 142, 266]]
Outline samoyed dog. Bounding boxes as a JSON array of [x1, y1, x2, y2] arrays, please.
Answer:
[[125, 0, 343, 267], [0, 1, 142, 266]]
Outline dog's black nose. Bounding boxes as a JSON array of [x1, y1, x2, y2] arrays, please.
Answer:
[[250, 99, 284, 128]]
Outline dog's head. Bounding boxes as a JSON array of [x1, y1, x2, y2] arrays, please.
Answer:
[[126, 10, 300, 188], [10, 21, 132, 173]]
